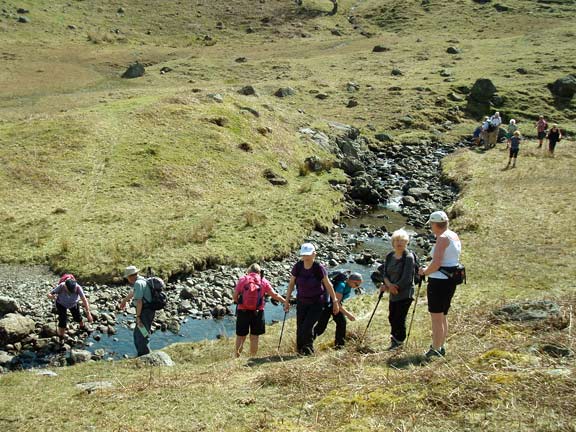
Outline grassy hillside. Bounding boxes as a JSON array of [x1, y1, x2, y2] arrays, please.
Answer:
[[0, 0, 575, 280], [1, 145, 574, 431]]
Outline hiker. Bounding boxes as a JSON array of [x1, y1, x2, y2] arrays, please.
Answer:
[[418, 211, 462, 358], [48, 275, 93, 339], [505, 119, 518, 148], [506, 131, 522, 169], [547, 124, 562, 156], [484, 112, 501, 149], [472, 124, 483, 146], [119, 266, 155, 356], [233, 263, 285, 358], [536, 115, 548, 149], [378, 229, 416, 351], [313, 272, 361, 349], [283, 243, 340, 355]]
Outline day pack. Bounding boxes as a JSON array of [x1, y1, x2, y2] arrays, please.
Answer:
[[144, 277, 168, 311], [329, 269, 349, 286], [58, 273, 76, 284], [439, 264, 467, 285], [487, 121, 497, 132], [238, 276, 263, 311]]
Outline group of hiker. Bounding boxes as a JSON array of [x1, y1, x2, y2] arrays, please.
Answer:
[[473, 112, 564, 168], [48, 209, 463, 360]]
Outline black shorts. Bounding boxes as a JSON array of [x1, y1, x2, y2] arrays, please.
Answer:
[[538, 131, 546, 140], [236, 309, 265, 336], [509, 148, 519, 158], [56, 302, 82, 328], [427, 278, 457, 315]]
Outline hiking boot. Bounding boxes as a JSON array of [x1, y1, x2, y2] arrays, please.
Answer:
[[387, 338, 404, 351], [424, 346, 445, 359]]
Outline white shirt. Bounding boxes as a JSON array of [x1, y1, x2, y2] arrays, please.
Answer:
[[429, 230, 461, 279]]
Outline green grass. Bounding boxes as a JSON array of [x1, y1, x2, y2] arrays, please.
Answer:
[[1, 143, 575, 431]]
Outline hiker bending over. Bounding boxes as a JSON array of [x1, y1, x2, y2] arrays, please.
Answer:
[[233, 263, 285, 358], [48, 275, 93, 339], [284, 243, 339, 355], [120, 265, 154, 357], [536, 115, 548, 149], [547, 124, 562, 156], [506, 131, 522, 169], [378, 229, 416, 351], [313, 272, 361, 349], [419, 211, 462, 359]]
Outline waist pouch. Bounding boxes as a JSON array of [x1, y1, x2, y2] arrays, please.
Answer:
[[439, 265, 466, 285]]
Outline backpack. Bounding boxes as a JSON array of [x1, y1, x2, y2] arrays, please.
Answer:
[[58, 273, 75, 284], [487, 121, 497, 132], [329, 269, 349, 286], [144, 276, 167, 310], [237, 275, 263, 311]]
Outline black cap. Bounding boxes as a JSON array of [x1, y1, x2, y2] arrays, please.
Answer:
[[65, 278, 77, 292]]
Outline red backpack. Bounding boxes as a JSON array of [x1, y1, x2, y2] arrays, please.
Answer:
[[58, 274, 76, 284], [238, 275, 263, 311]]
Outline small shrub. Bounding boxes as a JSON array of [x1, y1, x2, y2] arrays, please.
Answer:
[[298, 181, 313, 193], [190, 218, 215, 244], [298, 162, 310, 177]]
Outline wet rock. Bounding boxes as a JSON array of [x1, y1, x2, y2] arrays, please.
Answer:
[[493, 300, 560, 321], [0, 313, 35, 345], [69, 349, 92, 364], [121, 62, 145, 79], [274, 87, 296, 98], [547, 75, 576, 99], [0, 296, 20, 314], [139, 351, 175, 367]]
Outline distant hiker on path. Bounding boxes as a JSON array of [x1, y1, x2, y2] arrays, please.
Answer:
[[119, 266, 155, 357], [378, 229, 416, 351], [48, 274, 93, 339], [536, 115, 548, 149], [547, 124, 562, 156], [505, 119, 518, 148], [313, 272, 361, 349], [419, 211, 462, 359], [284, 243, 340, 355], [506, 131, 522, 169], [233, 263, 285, 358]]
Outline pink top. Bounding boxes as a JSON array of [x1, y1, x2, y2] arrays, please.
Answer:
[[536, 119, 547, 133], [235, 273, 272, 311]]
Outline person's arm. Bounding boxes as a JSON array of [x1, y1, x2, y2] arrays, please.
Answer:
[[284, 276, 296, 312], [80, 292, 93, 323], [135, 299, 144, 328], [396, 255, 415, 293], [336, 292, 356, 321], [233, 277, 244, 304], [119, 290, 134, 310], [322, 276, 340, 315], [420, 237, 449, 276], [48, 285, 60, 300], [268, 288, 286, 305]]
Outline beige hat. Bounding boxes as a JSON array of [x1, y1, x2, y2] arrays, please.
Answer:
[[428, 211, 449, 223], [123, 265, 139, 278]]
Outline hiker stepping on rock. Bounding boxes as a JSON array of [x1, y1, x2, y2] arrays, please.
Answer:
[[48, 274, 93, 340], [313, 271, 361, 349], [233, 263, 285, 358]]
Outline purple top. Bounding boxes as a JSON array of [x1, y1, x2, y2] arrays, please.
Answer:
[[291, 261, 328, 304], [51, 283, 85, 309]]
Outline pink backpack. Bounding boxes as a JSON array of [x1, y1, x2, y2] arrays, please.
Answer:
[[238, 275, 263, 311], [58, 274, 76, 284]]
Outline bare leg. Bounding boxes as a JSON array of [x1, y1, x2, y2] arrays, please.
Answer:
[[430, 312, 446, 350], [235, 336, 246, 357], [249, 335, 259, 357]]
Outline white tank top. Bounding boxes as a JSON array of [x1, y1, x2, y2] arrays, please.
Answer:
[[429, 230, 461, 280]]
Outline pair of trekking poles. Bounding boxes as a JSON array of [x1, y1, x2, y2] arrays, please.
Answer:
[[275, 277, 423, 351], [361, 277, 424, 344]]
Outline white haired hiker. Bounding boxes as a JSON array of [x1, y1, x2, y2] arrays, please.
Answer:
[[419, 212, 462, 358], [505, 119, 518, 148]]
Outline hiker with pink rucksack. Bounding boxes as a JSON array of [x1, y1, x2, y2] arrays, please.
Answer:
[[233, 263, 285, 358], [48, 274, 93, 339]]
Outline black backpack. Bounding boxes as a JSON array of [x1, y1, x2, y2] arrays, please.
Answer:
[[144, 276, 168, 311], [329, 269, 349, 286]]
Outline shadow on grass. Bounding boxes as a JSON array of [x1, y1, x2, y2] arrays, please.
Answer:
[[245, 354, 300, 367], [386, 353, 428, 369]]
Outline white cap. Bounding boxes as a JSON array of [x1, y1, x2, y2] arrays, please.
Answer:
[[428, 211, 449, 223], [299, 243, 316, 256], [123, 265, 139, 278]]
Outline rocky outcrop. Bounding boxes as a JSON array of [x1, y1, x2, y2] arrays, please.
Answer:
[[0, 313, 35, 345]]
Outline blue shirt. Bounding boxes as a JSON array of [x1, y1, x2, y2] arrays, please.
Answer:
[[333, 281, 352, 303], [510, 136, 521, 150], [132, 276, 151, 303]]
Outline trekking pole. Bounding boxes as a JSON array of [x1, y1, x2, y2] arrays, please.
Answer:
[[405, 277, 424, 346], [362, 291, 384, 341], [277, 311, 288, 351]]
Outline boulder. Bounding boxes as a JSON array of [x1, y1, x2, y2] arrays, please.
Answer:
[[0, 350, 14, 366], [467, 78, 499, 119], [69, 349, 92, 364], [0, 296, 20, 315], [180, 287, 196, 300], [263, 169, 287, 186], [547, 75, 576, 99], [274, 87, 296, 98], [469, 78, 497, 101], [446, 46, 461, 54], [372, 45, 390, 53], [375, 133, 394, 142], [0, 313, 35, 345], [304, 156, 324, 173], [407, 187, 430, 198], [238, 85, 257, 96], [391, 68, 403, 76], [138, 351, 175, 367], [121, 62, 145, 79], [493, 300, 560, 322], [17, 16, 30, 23]]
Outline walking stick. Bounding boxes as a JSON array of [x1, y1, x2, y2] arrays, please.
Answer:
[[405, 277, 424, 346], [277, 310, 288, 351], [362, 291, 384, 340]]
